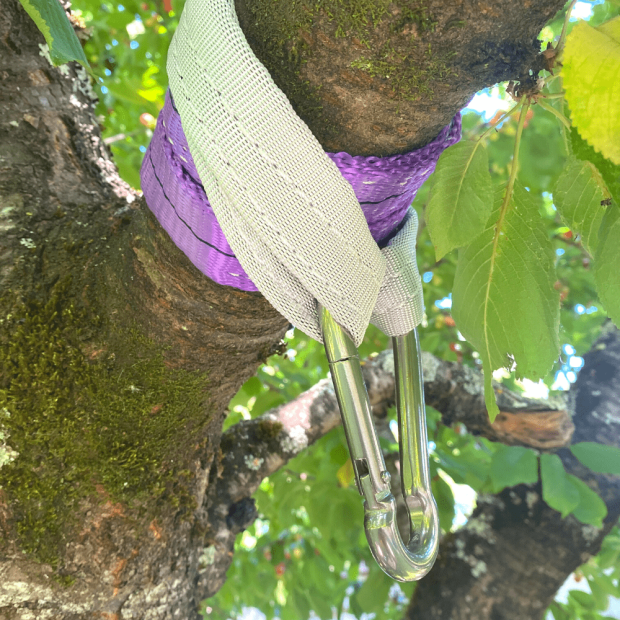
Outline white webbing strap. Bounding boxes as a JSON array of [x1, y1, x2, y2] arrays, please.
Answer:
[[371, 208, 425, 336], [167, 0, 424, 345]]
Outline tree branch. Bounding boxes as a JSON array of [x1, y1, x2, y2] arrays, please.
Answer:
[[222, 349, 572, 495], [0, 0, 581, 616], [235, 0, 566, 155], [407, 322, 620, 620]]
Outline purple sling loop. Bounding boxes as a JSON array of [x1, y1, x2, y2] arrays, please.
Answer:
[[140, 90, 461, 291]]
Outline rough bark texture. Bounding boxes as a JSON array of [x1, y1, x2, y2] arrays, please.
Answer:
[[234, 0, 565, 155], [0, 0, 610, 618], [0, 1, 287, 617]]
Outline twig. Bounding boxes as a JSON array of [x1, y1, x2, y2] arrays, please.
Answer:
[[506, 97, 530, 198], [556, 0, 578, 62], [537, 99, 571, 129], [478, 100, 523, 142], [103, 133, 127, 145]]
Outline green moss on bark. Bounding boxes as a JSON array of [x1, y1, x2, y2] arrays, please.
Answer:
[[256, 418, 283, 441], [242, 0, 453, 120], [0, 279, 209, 568], [351, 42, 456, 101], [242, 0, 392, 121], [245, 0, 392, 57]]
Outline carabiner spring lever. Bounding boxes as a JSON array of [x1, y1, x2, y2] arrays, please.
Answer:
[[319, 306, 439, 582]]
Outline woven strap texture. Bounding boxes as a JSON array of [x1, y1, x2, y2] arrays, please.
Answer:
[[163, 0, 460, 345]]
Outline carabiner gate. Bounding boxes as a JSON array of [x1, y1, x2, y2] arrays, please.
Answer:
[[319, 306, 439, 582]]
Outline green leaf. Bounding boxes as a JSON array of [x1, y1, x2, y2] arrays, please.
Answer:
[[594, 205, 620, 328], [313, 538, 343, 568], [289, 587, 312, 620], [598, 548, 620, 571], [540, 453, 580, 518], [432, 475, 455, 533], [570, 127, 620, 207], [452, 183, 560, 421], [570, 590, 597, 610], [591, 571, 619, 598], [251, 390, 287, 417], [489, 445, 539, 493], [353, 566, 392, 613], [243, 376, 264, 397], [305, 558, 337, 616], [329, 443, 349, 466], [589, 574, 614, 610], [553, 157, 610, 255], [540, 454, 608, 526], [548, 601, 571, 620], [434, 446, 492, 492], [568, 474, 608, 528], [563, 18, 620, 165], [483, 376, 499, 424], [599, 14, 620, 41], [571, 442, 620, 475], [18, 0, 89, 68], [426, 141, 494, 260]]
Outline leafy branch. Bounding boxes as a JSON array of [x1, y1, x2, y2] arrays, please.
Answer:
[[424, 6, 620, 425]]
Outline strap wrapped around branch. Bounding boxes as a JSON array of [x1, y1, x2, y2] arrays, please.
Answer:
[[154, 0, 460, 344]]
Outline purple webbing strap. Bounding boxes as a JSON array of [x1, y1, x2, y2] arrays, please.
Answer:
[[140, 90, 461, 291]]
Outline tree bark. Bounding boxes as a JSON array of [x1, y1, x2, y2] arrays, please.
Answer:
[[234, 0, 564, 155], [1, 0, 600, 618], [0, 1, 287, 616]]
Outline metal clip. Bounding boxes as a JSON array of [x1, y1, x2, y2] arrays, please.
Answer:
[[319, 306, 439, 581]]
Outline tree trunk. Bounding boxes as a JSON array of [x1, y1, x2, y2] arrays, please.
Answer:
[[2, 0, 598, 618], [0, 1, 287, 616]]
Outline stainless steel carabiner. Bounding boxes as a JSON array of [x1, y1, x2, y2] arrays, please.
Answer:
[[319, 306, 439, 582]]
